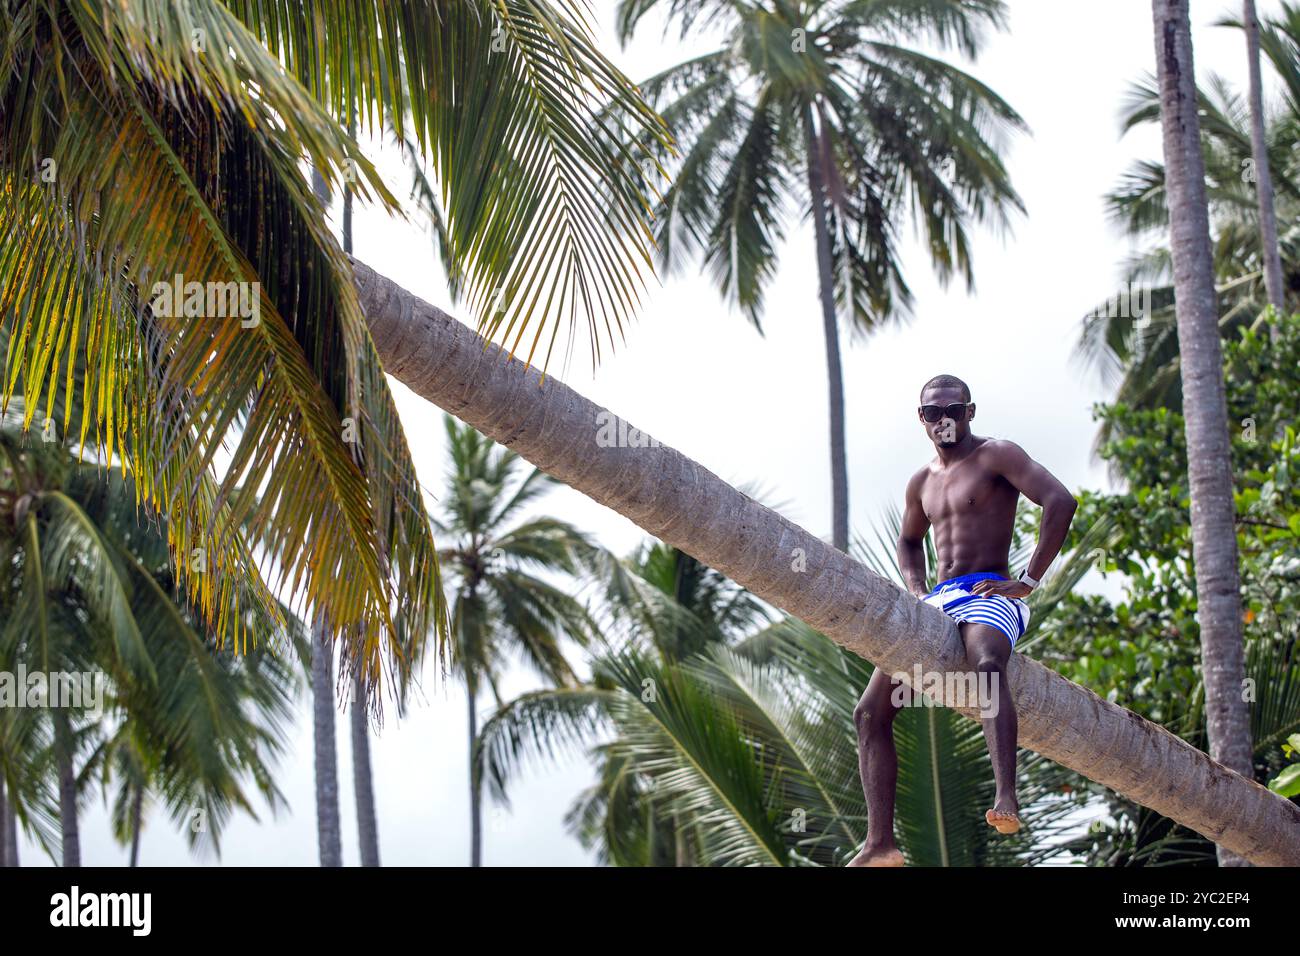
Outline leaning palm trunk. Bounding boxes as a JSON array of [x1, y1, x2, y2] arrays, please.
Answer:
[[804, 114, 851, 552], [351, 670, 380, 867], [312, 618, 343, 867], [1244, 0, 1286, 316], [1152, 0, 1255, 867], [352, 259, 1300, 865]]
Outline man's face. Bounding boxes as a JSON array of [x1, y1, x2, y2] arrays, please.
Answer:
[[918, 386, 974, 447]]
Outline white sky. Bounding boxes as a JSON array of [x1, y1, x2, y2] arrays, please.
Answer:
[[22, 0, 1283, 866]]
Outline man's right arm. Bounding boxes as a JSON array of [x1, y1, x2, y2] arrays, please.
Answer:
[[897, 470, 931, 598]]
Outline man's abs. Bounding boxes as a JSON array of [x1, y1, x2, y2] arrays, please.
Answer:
[[920, 464, 1020, 581]]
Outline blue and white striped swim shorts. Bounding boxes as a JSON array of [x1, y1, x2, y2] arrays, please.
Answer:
[[923, 572, 1031, 649]]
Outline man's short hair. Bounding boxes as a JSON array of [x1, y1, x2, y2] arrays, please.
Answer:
[[920, 374, 971, 402]]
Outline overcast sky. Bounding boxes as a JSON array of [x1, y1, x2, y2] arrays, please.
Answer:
[[24, 0, 1284, 866]]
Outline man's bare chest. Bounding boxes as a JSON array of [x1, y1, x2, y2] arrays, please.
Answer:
[[920, 465, 1017, 524]]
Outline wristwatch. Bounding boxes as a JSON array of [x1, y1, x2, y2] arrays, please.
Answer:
[[1017, 568, 1040, 591]]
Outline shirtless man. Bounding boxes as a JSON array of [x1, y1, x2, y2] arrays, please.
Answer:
[[847, 374, 1078, 867]]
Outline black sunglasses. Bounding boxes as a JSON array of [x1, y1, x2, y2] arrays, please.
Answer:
[[918, 402, 972, 423]]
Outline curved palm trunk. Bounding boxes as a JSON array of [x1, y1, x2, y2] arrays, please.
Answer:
[[468, 683, 483, 867], [804, 114, 850, 552], [351, 670, 380, 867], [54, 713, 79, 867], [129, 781, 143, 867], [312, 618, 343, 867], [351, 259, 1300, 865], [1152, 0, 1255, 867], [1243, 0, 1286, 317]]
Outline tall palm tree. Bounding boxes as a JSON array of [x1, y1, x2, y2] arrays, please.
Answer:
[[433, 414, 597, 866], [337, 142, 381, 869], [348, 260, 1300, 865], [1243, 0, 1287, 314], [1074, 4, 1299, 450], [1149, 0, 1253, 867], [616, 0, 1025, 550], [1, 0, 670, 699]]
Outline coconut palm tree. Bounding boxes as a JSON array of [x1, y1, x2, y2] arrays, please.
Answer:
[[1149, 0, 1253, 867], [0, 0, 670, 697], [614, 0, 1025, 550], [433, 414, 598, 866], [336, 142, 382, 869], [348, 260, 1300, 865], [0, 398, 297, 864], [1074, 3, 1299, 449]]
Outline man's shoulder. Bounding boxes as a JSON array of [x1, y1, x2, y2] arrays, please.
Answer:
[[975, 436, 1029, 461], [906, 461, 934, 489]]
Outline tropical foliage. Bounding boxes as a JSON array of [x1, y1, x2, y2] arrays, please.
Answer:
[[432, 414, 598, 865], [1049, 312, 1300, 864], [614, 0, 1025, 548], [0, 0, 669, 695], [477, 501, 1116, 866], [0, 397, 299, 864], [1075, 2, 1300, 444]]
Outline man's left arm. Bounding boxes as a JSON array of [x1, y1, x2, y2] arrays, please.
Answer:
[[971, 440, 1078, 598]]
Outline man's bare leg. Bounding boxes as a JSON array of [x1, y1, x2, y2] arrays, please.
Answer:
[[960, 622, 1021, 833], [847, 667, 907, 866]]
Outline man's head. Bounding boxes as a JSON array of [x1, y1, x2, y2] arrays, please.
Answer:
[[918, 374, 974, 447]]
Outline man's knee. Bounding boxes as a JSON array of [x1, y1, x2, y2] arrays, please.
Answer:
[[971, 650, 1007, 673]]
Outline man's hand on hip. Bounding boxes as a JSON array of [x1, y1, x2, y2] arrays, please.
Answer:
[[971, 579, 1032, 600]]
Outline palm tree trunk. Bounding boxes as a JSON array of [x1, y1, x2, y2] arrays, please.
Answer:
[[1151, 0, 1255, 867], [128, 781, 143, 867], [351, 669, 380, 867], [804, 111, 850, 552], [1, 775, 17, 866], [468, 682, 483, 867], [350, 258, 1300, 865], [1243, 0, 1286, 318], [54, 713, 79, 867], [339, 120, 380, 869], [0, 777, 8, 866], [312, 617, 343, 867]]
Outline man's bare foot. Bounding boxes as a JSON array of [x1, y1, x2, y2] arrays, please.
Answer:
[[985, 806, 1021, 834], [846, 845, 906, 867]]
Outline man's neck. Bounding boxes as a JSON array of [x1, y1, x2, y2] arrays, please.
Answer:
[[934, 432, 979, 466]]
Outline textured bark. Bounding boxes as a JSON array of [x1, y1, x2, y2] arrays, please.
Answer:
[[352, 257, 1300, 865], [805, 114, 851, 552], [351, 669, 380, 867], [312, 617, 343, 867], [55, 714, 79, 867], [1152, 0, 1255, 866], [1244, 0, 1286, 316]]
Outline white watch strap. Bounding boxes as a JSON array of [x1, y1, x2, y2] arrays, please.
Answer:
[[1018, 569, 1040, 589]]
